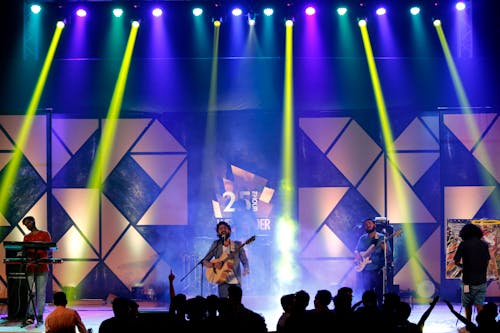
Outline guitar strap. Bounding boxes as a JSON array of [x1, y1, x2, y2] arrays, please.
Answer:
[[222, 241, 238, 284]]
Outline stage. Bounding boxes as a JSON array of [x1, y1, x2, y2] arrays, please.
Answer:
[[0, 298, 486, 333]]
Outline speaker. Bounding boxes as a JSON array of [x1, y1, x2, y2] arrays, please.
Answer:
[[7, 273, 28, 319]]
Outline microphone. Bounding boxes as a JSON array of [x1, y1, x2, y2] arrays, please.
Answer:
[[221, 234, 226, 242]]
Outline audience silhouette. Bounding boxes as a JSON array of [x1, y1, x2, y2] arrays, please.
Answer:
[[90, 270, 500, 333]]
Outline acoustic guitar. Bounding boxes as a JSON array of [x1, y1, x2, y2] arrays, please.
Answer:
[[205, 235, 255, 284], [354, 229, 403, 272]]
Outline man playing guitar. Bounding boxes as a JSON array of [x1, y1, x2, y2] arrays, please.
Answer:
[[354, 218, 392, 303], [202, 221, 250, 298]]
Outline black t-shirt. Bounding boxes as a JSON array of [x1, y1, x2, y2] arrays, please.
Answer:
[[454, 238, 490, 285]]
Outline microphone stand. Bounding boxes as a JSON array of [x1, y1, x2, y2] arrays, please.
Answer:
[[180, 238, 221, 297], [381, 229, 389, 296]]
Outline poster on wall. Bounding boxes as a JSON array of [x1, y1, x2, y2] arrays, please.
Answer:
[[446, 219, 500, 280], [211, 164, 276, 239]]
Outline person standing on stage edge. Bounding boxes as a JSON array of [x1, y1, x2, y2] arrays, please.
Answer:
[[354, 218, 391, 302], [202, 221, 250, 298], [453, 223, 491, 322], [22, 215, 52, 325]]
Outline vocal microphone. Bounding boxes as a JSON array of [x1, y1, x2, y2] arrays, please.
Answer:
[[221, 234, 226, 242]]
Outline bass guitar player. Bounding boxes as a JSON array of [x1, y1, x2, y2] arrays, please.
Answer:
[[202, 221, 250, 298], [354, 218, 393, 304]]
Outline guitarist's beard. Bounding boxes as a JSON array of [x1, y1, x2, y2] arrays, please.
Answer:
[[366, 227, 376, 234]]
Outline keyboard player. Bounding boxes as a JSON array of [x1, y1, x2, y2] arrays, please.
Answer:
[[21, 216, 52, 326]]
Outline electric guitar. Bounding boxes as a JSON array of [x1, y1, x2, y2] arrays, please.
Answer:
[[205, 235, 255, 284], [354, 229, 402, 272]]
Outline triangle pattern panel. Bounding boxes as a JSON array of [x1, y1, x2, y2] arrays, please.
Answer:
[[105, 227, 158, 290], [132, 120, 186, 153], [396, 152, 439, 185], [101, 195, 130, 256], [131, 154, 186, 188], [393, 118, 439, 151], [444, 186, 496, 220], [299, 117, 350, 153], [0, 153, 12, 173], [0, 213, 9, 226], [53, 226, 98, 259], [357, 155, 385, 215], [0, 129, 13, 150], [298, 187, 349, 248], [443, 113, 496, 151], [22, 194, 48, 232], [102, 118, 151, 180], [394, 256, 431, 292], [142, 258, 172, 290], [472, 118, 500, 183], [387, 166, 436, 223], [421, 116, 439, 139], [301, 224, 353, 258], [0, 227, 25, 285], [51, 132, 71, 178], [52, 261, 97, 291], [52, 188, 100, 249], [415, 227, 441, 282], [300, 259, 356, 291], [52, 118, 98, 155], [137, 162, 187, 226], [327, 121, 381, 185], [1, 115, 47, 182]]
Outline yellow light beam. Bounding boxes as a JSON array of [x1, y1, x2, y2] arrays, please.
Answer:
[[200, 21, 221, 199], [276, 21, 298, 292], [359, 22, 422, 289], [0, 22, 64, 214], [87, 22, 139, 189], [434, 23, 497, 204]]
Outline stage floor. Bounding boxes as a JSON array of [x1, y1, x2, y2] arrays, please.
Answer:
[[0, 299, 486, 333]]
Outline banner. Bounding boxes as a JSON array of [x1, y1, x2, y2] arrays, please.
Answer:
[[445, 219, 500, 280]]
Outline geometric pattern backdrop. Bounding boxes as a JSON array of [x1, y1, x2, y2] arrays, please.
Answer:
[[0, 111, 499, 301], [297, 112, 500, 299]]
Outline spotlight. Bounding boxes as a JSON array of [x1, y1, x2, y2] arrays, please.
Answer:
[[112, 8, 124, 18], [76, 8, 87, 17], [285, 19, 294, 27], [56, 20, 65, 28], [232, 8, 243, 16], [31, 4, 42, 14], [192, 7, 203, 16], [152, 8, 163, 17], [410, 7, 420, 15], [247, 13, 256, 26], [213, 19, 222, 27], [337, 7, 347, 16], [358, 19, 367, 27], [375, 7, 386, 16], [433, 19, 441, 26], [132, 20, 140, 27], [455, 2, 466, 11], [263, 8, 274, 16], [305, 6, 316, 16]]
